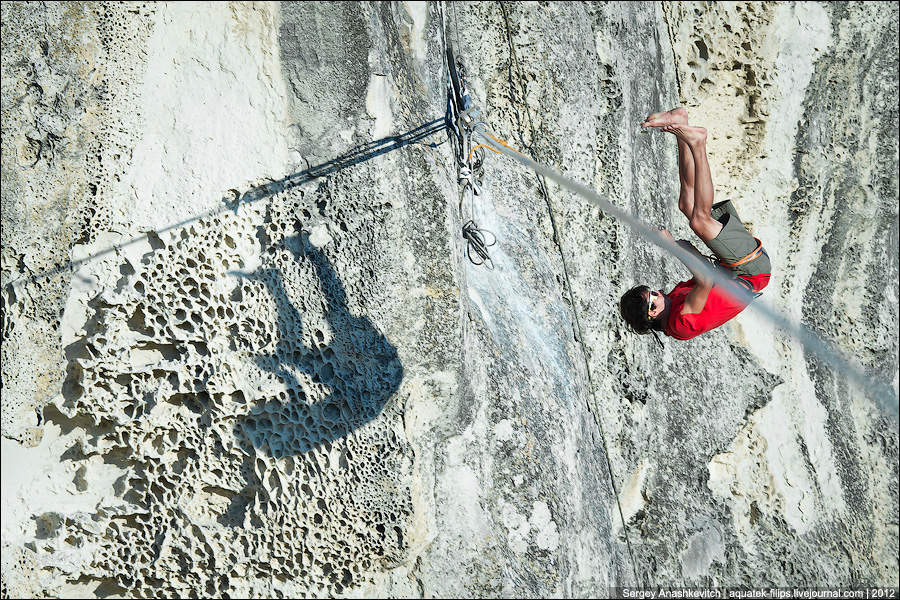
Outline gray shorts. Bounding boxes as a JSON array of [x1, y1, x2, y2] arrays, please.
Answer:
[[704, 200, 771, 278]]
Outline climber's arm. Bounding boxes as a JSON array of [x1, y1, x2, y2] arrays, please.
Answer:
[[659, 229, 713, 316], [675, 239, 713, 315]]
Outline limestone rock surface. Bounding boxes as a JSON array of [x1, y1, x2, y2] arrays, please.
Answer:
[[1, 2, 897, 597]]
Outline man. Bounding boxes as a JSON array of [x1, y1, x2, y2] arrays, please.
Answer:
[[619, 108, 771, 342]]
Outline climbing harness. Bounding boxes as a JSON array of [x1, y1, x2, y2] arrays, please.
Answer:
[[717, 237, 764, 269], [715, 237, 768, 299], [445, 36, 497, 269], [701, 241, 766, 300]]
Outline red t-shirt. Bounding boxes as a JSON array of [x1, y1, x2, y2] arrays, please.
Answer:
[[663, 274, 770, 340]]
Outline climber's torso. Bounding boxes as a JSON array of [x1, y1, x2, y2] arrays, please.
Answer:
[[663, 274, 770, 340]]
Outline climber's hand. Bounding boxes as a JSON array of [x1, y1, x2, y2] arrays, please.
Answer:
[[676, 239, 696, 253], [658, 228, 675, 244]]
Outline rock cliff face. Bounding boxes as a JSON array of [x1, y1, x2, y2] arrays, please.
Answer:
[[1, 2, 897, 597]]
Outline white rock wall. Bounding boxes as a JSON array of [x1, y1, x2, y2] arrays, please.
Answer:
[[2, 1, 897, 597]]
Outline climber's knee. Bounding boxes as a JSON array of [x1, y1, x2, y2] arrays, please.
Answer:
[[689, 214, 724, 243]]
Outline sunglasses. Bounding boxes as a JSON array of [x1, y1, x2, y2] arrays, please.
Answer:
[[647, 291, 657, 317]]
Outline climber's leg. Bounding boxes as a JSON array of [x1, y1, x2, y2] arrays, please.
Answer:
[[642, 108, 693, 219], [675, 128, 695, 220], [661, 123, 722, 243]]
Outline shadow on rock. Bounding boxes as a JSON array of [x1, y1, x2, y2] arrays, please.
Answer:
[[231, 233, 402, 457]]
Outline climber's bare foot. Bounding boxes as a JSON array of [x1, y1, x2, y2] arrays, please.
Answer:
[[641, 107, 688, 129], [661, 123, 707, 147]]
